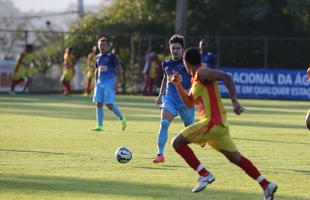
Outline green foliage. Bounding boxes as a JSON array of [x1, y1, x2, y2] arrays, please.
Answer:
[[39, 0, 310, 81]]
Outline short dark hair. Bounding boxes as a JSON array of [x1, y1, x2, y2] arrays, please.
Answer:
[[169, 34, 184, 48], [98, 36, 108, 43], [184, 47, 201, 66], [25, 44, 33, 50]]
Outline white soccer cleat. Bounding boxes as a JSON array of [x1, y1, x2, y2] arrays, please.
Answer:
[[264, 182, 278, 200], [192, 172, 215, 193]]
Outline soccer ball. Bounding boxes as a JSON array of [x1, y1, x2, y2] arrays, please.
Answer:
[[115, 146, 132, 163]]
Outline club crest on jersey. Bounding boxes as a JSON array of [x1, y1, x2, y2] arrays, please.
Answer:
[[167, 74, 183, 82], [98, 65, 108, 72]]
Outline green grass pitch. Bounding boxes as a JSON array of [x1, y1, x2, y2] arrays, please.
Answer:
[[0, 94, 309, 200]]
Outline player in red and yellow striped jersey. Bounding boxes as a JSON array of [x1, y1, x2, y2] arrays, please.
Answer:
[[84, 46, 97, 95], [60, 47, 76, 95], [170, 47, 277, 200], [11, 44, 36, 93]]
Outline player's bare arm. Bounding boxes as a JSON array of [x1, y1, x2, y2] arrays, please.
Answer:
[[199, 67, 244, 115], [94, 68, 98, 85], [171, 74, 195, 108], [155, 73, 167, 105], [114, 64, 121, 90]]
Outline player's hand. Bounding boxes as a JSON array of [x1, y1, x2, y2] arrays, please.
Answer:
[[170, 70, 182, 86], [232, 100, 245, 115], [154, 96, 162, 105]]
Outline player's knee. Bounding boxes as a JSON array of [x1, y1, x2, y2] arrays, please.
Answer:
[[171, 135, 186, 150], [96, 103, 103, 108], [106, 104, 114, 110], [160, 119, 170, 130], [171, 137, 179, 149], [228, 153, 241, 164]]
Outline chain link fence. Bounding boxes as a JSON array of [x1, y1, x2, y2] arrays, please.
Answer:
[[1, 29, 309, 94]]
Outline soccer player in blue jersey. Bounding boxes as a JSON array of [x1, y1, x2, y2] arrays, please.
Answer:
[[91, 37, 126, 132], [199, 39, 216, 69], [152, 34, 195, 163]]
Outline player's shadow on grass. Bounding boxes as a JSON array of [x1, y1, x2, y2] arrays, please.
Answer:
[[230, 120, 305, 130], [134, 164, 187, 171], [0, 149, 65, 155], [0, 173, 307, 200], [233, 137, 309, 145], [223, 100, 309, 110]]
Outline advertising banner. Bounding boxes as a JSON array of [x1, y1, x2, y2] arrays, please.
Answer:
[[219, 67, 310, 100]]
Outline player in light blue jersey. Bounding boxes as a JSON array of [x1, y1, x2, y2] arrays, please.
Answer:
[[91, 37, 126, 132], [152, 34, 195, 163]]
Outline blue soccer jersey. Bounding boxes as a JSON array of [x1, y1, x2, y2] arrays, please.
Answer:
[[201, 51, 216, 69], [95, 51, 119, 85], [162, 58, 191, 103]]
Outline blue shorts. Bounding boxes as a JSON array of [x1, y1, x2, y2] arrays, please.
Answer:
[[93, 83, 115, 104], [160, 95, 195, 126]]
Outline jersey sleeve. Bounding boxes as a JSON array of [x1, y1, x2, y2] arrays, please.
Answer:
[[111, 54, 120, 67], [161, 60, 168, 74], [95, 56, 99, 68]]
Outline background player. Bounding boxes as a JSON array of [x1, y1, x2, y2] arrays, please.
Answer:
[[60, 47, 76, 95], [91, 37, 126, 132], [152, 34, 195, 163], [84, 46, 97, 95], [199, 39, 216, 69], [171, 47, 277, 200], [11, 44, 36, 93]]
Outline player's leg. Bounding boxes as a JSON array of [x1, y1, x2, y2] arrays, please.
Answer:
[[172, 120, 215, 192], [11, 68, 25, 93], [85, 71, 92, 95], [105, 86, 126, 131], [149, 78, 155, 95], [220, 150, 277, 200], [142, 75, 149, 95], [86, 78, 92, 95], [178, 106, 195, 127], [153, 108, 175, 163], [208, 126, 277, 199], [61, 79, 69, 95], [91, 86, 104, 131], [153, 95, 177, 163], [22, 76, 30, 93], [106, 103, 126, 131], [11, 78, 24, 93]]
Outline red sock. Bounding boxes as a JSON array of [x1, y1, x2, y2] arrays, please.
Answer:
[[175, 144, 208, 176], [238, 156, 269, 189], [63, 81, 71, 93], [86, 79, 91, 94], [11, 79, 24, 91]]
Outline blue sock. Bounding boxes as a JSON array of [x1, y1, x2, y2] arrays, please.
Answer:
[[112, 105, 124, 120], [157, 119, 170, 155], [96, 107, 104, 126]]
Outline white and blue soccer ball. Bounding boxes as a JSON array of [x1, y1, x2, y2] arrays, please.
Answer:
[[115, 146, 132, 163]]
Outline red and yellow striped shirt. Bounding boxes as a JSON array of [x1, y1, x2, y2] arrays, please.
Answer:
[[190, 66, 227, 125]]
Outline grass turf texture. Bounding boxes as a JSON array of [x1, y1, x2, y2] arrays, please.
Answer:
[[0, 94, 309, 200]]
